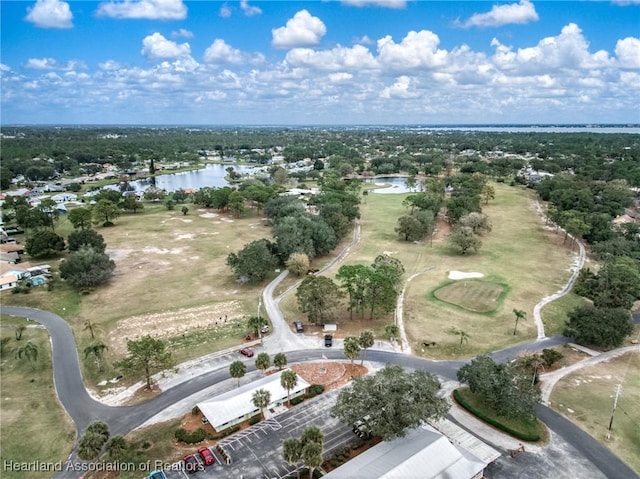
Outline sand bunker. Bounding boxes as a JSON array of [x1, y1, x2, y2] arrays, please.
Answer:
[[448, 271, 485, 280]]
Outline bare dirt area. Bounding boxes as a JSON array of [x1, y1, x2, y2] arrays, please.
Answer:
[[107, 302, 245, 356]]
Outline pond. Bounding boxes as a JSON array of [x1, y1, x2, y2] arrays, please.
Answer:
[[363, 176, 414, 194], [125, 163, 265, 193]]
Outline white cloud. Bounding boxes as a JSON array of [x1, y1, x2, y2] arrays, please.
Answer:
[[615, 37, 640, 69], [612, 0, 640, 5], [285, 45, 377, 71], [272, 10, 327, 49], [377, 30, 448, 70], [172, 28, 194, 39], [24, 57, 85, 70], [219, 3, 232, 18], [203, 39, 264, 65], [98, 60, 123, 71], [240, 0, 262, 16], [341, 0, 406, 8], [491, 23, 611, 74], [25, 0, 73, 29], [461, 0, 538, 28], [141, 33, 191, 60], [96, 0, 187, 20], [380, 76, 421, 98], [328, 72, 354, 83]]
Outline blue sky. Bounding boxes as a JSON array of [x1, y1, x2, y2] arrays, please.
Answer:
[[1, 0, 639, 125]]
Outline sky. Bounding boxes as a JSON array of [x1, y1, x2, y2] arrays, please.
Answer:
[[1, 0, 639, 125]]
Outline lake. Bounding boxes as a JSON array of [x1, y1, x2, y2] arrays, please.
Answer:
[[126, 163, 263, 193], [363, 177, 413, 194]]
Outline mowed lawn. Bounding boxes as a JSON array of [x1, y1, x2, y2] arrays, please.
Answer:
[[302, 183, 577, 359], [0, 317, 75, 479], [433, 280, 507, 313], [550, 352, 640, 475]]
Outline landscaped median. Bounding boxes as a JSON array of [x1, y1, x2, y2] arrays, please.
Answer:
[[453, 388, 546, 443]]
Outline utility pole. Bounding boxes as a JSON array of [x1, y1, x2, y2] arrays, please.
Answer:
[[606, 384, 622, 440]]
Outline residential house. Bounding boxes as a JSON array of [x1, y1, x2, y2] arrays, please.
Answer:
[[0, 274, 18, 291]]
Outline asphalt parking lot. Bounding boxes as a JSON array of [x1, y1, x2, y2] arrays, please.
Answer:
[[154, 390, 353, 479]]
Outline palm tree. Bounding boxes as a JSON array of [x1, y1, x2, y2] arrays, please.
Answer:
[[252, 388, 271, 419], [84, 341, 109, 372], [15, 341, 38, 369], [254, 352, 271, 375], [343, 336, 361, 371], [358, 330, 375, 365], [105, 435, 127, 461], [15, 324, 26, 341], [512, 309, 527, 335], [301, 426, 324, 447], [280, 369, 298, 406], [282, 438, 302, 479], [450, 327, 470, 347], [273, 352, 288, 370], [83, 318, 102, 340], [229, 360, 247, 388], [302, 441, 322, 479], [77, 431, 105, 460], [247, 315, 267, 338]]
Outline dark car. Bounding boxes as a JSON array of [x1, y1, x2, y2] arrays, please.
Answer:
[[294, 321, 304, 333], [198, 446, 215, 466], [324, 334, 333, 347], [183, 454, 202, 474], [149, 471, 167, 479], [240, 348, 254, 357]]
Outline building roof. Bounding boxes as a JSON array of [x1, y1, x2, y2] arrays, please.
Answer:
[[322, 424, 490, 479], [197, 368, 310, 430], [0, 274, 18, 286]]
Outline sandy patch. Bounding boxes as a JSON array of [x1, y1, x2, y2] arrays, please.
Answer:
[[106, 248, 135, 261], [175, 234, 195, 240], [448, 271, 485, 280], [382, 251, 397, 255], [142, 246, 184, 255], [107, 302, 245, 356], [199, 213, 218, 219]]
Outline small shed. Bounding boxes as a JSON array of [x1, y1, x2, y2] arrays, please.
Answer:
[[0, 274, 19, 291]]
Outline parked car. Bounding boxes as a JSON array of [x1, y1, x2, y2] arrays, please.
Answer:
[[352, 415, 372, 439], [294, 321, 304, 333], [149, 471, 167, 479], [240, 348, 254, 357], [324, 334, 333, 347], [198, 446, 215, 466], [183, 453, 203, 474]]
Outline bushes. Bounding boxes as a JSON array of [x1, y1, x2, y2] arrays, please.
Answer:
[[453, 389, 540, 442], [249, 416, 261, 426], [290, 396, 304, 406], [307, 384, 325, 398], [175, 427, 206, 444]]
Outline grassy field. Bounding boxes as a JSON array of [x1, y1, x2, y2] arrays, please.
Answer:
[[0, 316, 75, 479], [550, 351, 640, 474], [432, 279, 508, 314], [281, 183, 577, 358]]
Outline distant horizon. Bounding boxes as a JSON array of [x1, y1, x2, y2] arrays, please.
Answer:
[[2, 1, 639, 125], [2, 123, 639, 128]]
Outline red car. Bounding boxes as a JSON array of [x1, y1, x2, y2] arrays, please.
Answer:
[[240, 348, 254, 357], [198, 446, 215, 466], [182, 453, 202, 474]]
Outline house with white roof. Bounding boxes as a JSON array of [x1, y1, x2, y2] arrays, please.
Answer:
[[197, 369, 310, 432]]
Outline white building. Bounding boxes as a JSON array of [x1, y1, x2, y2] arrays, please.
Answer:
[[197, 369, 310, 432], [322, 421, 499, 479]]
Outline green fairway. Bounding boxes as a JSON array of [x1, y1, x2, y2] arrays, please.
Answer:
[[433, 279, 507, 314]]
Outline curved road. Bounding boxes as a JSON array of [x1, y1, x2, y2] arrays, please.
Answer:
[[1, 303, 638, 479]]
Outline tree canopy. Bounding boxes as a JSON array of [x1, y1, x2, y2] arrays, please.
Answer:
[[226, 239, 279, 284], [564, 305, 633, 349], [331, 364, 449, 440], [115, 335, 174, 389], [25, 229, 65, 258], [59, 246, 116, 289]]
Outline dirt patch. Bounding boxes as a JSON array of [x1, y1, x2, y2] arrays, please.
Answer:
[[432, 216, 451, 242], [290, 361, 367, 391], [107, 303, 245, 356], [123, 384, 163, 406]]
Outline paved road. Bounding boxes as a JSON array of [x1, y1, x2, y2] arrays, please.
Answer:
[[3, 305, 639, 479]]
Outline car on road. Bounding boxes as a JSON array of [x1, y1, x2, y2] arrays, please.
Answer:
[[294, 320, 304, 333], [198, 446, 215, 466], [324, 334, 333, 347], [149, 471, 167, 479], [239, 348, 254, 357], [182, 453, 203, 474]]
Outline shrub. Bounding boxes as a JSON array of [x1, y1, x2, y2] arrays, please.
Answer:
[[191, 405, 199, 415], [290, 396, 304, 405], [249, 416, 261, 425], [541, 348, 563, 368], [175, 427, 206, 444], [307, 384, 325, 398]]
